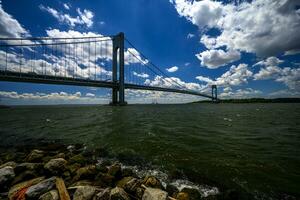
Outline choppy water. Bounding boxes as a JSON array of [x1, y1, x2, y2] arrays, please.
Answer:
[[0, 103, 299, 199]]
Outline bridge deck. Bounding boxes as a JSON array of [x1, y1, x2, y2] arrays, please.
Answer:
[[0, 71, 212, 99]]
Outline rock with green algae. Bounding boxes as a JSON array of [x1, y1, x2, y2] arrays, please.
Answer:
[[142, 175, 163, 189], [73, 165, 97, 181], [26, 150, 44, 162], [38, 189, 59, 200], [14, 163, 44, 175], [73, 186, 96, 200], [69, 154, 87, 166], [110, 187, 130, 200], [44, 158, 67, 175], [142, 187, 168, 200]]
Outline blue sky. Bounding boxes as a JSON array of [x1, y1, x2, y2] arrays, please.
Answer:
[[0, 0, 299, 104]]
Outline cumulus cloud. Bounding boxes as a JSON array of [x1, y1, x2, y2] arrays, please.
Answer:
[[0, 90, 110, 104], [196, 49, 240, 68], [253, 56, 300, 90], [172, 0, 300, 56], [214, 63, 253, 87], [145, 75, 204, 91], [220, 88, 262, 98], [39, 5, 94, 28], [166, 66, 178, 72], [0, 2, 30, 37]]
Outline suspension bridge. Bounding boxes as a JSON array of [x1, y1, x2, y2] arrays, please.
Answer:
[[0, 32, 218, 105]]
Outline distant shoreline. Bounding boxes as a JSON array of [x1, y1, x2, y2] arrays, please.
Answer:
[[191, 98, 300, 104]]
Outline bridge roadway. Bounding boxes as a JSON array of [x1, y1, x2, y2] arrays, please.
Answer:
[[0, 71, 213, 99]]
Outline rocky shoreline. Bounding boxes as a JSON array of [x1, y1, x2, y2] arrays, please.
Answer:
[[0, 143, 239, 200]]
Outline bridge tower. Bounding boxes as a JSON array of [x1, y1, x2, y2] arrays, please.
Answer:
[[211, 85, 218, 102], [110, 32, 127, 106]]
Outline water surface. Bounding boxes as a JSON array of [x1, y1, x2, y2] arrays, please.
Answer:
[[0, 103, 299, 199]]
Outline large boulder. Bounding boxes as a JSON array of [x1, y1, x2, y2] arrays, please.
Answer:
[[142, 187, 168, 200], [39, 189, 59, 200], [26, 150, 44, 162], [73, 165, 97, 181], [0, 166, 15, 190], [8, 177, 45, 199], [69, 154, 86, 166], [142, 175, 163, 189], [73, 186, 96, 200], [44, 158, 67, 175], [25, 177, 56, 199], [117, 177, 140, 194], [110, 187, 130, 200]]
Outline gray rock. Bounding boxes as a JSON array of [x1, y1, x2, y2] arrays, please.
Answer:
[[25, 177, 56, 199], [44, 158, 67, 175], [110, 187, 130, 200], [73, 186, 96, 200], [0, 166, 15, 188], [93, 188, 110, 200], [39, 189, 59, 200], [26, 150, 44, 162], [8, 177, 45, 199], [142, 187, 168, 200]]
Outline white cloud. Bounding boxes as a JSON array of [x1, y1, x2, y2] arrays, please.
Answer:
[[0, 2, 30, 37], [39, 5, 94, 28], [145, 75, 204, 91], [253, 56, 300, 90], [172, 0, 300, 56], [219, 88, 262, 99], [196, 49, 240, 69], [184, 62, 190, 66], [133, 72, 149, 78], [187, 33, 195, 39], [253, 56, 283, 67], [63, 3, 70, 10], [171, 0, 223, 29], [214, 63, 253, 87], [166, 66, 178, 72], [195, 75, 213, 83], [85, 92, 95, 97]]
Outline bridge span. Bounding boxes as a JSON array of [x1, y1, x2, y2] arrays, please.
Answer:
[[0, 33, 217, 105]]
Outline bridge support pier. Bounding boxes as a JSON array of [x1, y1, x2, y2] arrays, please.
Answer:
[[110, 32, 127, 106], [211, 85, 218, 103]]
